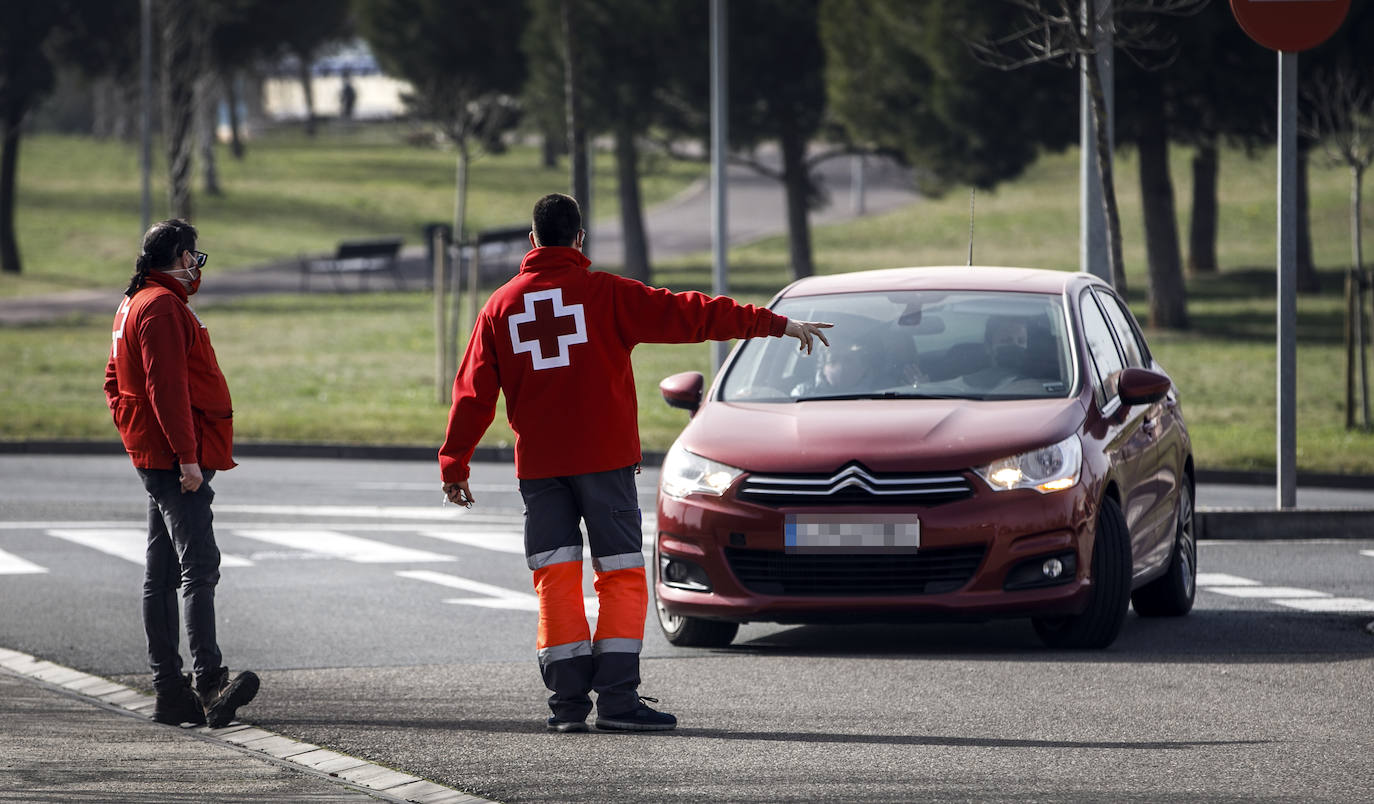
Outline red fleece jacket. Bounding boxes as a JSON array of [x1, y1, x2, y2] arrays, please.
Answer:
[[439, 247, 788, 481], [104, 272, 236, 470]]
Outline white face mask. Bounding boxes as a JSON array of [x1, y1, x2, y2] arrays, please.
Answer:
[[164, 264, 202, 294]]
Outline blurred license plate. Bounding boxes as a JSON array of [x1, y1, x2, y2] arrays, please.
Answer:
[[784, 514, 920, 554]]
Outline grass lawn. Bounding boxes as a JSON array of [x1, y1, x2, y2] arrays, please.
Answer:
[[2, 131, 1372, 474]]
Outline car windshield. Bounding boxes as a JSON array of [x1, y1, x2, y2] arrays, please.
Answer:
[[720, 289, 1075, 403]]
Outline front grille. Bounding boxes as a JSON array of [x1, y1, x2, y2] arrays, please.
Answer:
[[725, 546, 986, 597], [737, 464, 974, 506]]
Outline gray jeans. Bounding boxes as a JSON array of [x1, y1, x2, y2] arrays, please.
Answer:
[[137, 467, 222, 691]]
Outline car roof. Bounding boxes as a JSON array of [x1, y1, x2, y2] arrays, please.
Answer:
[[780, 266, 1102, 298]]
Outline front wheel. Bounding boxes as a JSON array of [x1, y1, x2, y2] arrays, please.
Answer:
[[655, 595, 739, 648], [1131, 481, 1197, 617], [1032, 496, 1132, 649]]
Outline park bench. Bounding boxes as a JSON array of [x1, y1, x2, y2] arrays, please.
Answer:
[[299, 237, 406, 291]]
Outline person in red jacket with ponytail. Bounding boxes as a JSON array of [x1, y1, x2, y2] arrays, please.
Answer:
[[105, 219, 258, 729], [440, 194, 831, 732]]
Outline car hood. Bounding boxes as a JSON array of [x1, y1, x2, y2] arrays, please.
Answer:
[[678, 397, 1087, 474]]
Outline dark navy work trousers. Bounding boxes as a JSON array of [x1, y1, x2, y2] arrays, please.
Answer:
[[136, 467, 222, 691]]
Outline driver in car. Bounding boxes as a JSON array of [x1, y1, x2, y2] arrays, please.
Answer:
[[964, 316, 1028, 389]]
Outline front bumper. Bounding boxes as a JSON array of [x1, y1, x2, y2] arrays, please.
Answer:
[[655, 479, 1096, 624]]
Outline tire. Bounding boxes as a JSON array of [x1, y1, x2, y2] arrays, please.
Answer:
[[655, 594, 739, 648], [1131, 481, 1197, 617], [1032, 496, 1132, 649]]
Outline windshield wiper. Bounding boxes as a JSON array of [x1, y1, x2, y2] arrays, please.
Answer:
[[795, 391, 977, 402]]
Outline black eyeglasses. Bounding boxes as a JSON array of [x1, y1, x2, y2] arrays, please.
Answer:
[[191, 251, 208, 268]]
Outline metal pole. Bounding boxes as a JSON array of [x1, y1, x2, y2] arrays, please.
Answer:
[[1277, 51, 1298, 509], [1079, 0, 1112, 280], [850, 154, 865, 216], [710, 0, 729, 371], [434, 228, 448, 404], [139, 0, 152, 232]]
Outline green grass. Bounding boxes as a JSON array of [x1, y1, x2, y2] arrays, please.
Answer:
[[3, 131, 1373, 474], [1, 124, 703, 297]]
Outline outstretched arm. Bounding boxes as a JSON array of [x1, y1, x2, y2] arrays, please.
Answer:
[[783, 319, 833, 355]]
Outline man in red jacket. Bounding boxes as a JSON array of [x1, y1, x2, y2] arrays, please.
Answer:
[[440, 194, 830, 732], [105, 219, 258, 729]]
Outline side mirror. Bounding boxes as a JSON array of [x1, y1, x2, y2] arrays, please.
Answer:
[[1117, 367, 1172, 406], [660, 371, 705, 416]]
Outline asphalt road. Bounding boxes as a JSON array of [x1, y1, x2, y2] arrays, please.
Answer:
[[2, 455, 1372, 802]]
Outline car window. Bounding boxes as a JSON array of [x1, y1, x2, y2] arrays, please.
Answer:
[[1095, 289, 1149, 368], [720, 290, 1073, 403], [1078, 289, 1125, 404]]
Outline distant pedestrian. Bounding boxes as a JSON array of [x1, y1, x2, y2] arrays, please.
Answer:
[[105, 219, 259, 728], [339, 70, 357, 120], [439, 193, 831, 733]]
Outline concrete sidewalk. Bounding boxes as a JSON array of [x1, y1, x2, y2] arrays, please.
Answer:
[[0, 648, 487, 804]]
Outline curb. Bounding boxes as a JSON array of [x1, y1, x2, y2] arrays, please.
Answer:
[[0, 647, 490, 804]]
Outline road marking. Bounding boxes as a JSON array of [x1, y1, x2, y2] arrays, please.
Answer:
[[216, 504, 473, 522], [47, 529, 253, 567], [233, 530, 453, 564], [397, 570, 599, 618], [0, 646, 487, 803], [1195, 573, 1260, 586], [1275, 597, 1374, 613], [416, 529, 526, 554], [1360, 550, 1374, 559], [1206, 586, 1331, 599], [0, 546, 47, 575]]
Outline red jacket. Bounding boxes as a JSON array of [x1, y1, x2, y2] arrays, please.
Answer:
[[104, 272, 236, 470], [440, 247, 788, 481]]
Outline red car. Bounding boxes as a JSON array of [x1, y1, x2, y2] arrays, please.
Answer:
[[655, 266, 1196, 649]]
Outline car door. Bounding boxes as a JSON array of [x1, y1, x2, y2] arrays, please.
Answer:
[[1096, 289, 1181, 571], [1077, 289, 1159, 576]]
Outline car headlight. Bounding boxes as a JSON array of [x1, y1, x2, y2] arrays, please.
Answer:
[[975, 434, 1082, 493], [660, 442, 744, 500]]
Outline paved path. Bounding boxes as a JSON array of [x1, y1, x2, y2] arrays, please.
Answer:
[[0, 154, 919, 326]]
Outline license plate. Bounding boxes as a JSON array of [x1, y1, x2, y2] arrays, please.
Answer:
[[784, 514, 920, 554]]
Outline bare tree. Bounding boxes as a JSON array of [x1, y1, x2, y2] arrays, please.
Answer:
[[972, 0, 1204, 297], [1304, 68, 1374, 429]]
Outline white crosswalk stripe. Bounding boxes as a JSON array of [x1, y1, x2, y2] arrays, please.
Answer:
[[397, 569, 599, 618], [415, 529, 526, 554], [47, 529, 253, 567], [0, 546, 47, 575], [233, 529, 453, 564]]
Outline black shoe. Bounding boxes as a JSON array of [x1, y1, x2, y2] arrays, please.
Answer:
[[152, 674, 207, 726], [546, 716, 589, 733], [195, 667, 259, 728], [594, 696, 677, 732]]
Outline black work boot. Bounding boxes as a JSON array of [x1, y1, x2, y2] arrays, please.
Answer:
[[152, 674, 207, 726], [594, 695, 677, 732], [195, 667, 259, 728]]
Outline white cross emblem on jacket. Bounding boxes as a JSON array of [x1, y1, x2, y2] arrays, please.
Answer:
[[508, 288, 588, 370]]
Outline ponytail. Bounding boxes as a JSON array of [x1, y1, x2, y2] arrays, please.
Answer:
[[125, 254, 153, 297]]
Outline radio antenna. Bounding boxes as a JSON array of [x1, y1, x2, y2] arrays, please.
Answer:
[[967, 189, 976, 266]]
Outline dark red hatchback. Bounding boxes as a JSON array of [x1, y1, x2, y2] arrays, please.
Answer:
[[655, 267, 1196, 649]]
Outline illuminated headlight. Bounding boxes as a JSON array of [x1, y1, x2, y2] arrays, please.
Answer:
[[660, 441, 745, 500], [975, 434, 1082, 493]]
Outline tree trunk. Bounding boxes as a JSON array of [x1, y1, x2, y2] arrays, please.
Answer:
[[541, 131, 559, 169], [0, 120, 22, 274], [780, 129, 815, 280], [561, 0, 589, 213], [1187, 140, 1219, 275], [161, 0, 197, 220], [1137, 77, 1187, 330], [198, 73, 221, 196], [1296, 144, 1319, 292], [1085, 50, 1126, 295], [1355, 165, 1370, 428], [448, 145, 469, 380], [614, 123, 650, 283], [225, 72, 245, 160], [297, 53, 316, 137]]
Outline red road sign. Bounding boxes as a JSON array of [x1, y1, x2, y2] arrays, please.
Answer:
[[1230, 0, 1351, 52]]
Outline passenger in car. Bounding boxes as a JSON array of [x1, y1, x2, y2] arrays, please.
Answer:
[[963, 316, 1028, 389], [793, 341, 875, 397]]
